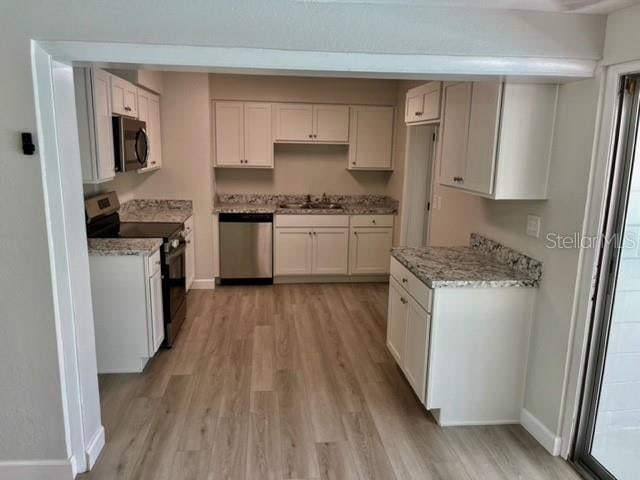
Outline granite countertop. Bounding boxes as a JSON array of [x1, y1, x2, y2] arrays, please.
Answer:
[[213, 193, 398, 215], [119, 199, 193, 224], [88, 238, 163, 257], [391, 233, 543, 288]]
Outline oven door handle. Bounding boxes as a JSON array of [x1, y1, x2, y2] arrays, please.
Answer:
[[165, 243, 187, 262]]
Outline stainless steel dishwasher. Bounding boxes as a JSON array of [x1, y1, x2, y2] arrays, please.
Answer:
[[219, 213, 273, 284]]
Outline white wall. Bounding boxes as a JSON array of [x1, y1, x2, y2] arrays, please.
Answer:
[[602, 3, 640, 66], [132, 73, 215, 281], [0, 0, 608, 467]]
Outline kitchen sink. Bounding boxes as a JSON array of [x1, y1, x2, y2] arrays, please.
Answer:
[[278, 202, 343, 210]]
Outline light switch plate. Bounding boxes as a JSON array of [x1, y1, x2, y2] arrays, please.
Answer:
[[526, 214, 541, 238]]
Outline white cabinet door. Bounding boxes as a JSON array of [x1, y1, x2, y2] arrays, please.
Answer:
[[403, 296, 430, 402], [274, 103, 314, 142], [312, 228, 349, 275], [147, 92, 162, 170], [215, 101, 244, 166], [313, 105, 349, 142], [386, 278, 408, 365], [111, 75, 138, 117], [348, 106, 394, 170], [137, 89, 162, 172], [405, 90, 425, 123], [439, 82, 471, 188], [244, 102, 273, 167], [464, 81, 501, 195], [349, 227, 393, 275], [275, 228, 313, 275], [185, 230, 195, 291], [149, 269, 165, 354], [92, 69, 116, 182]]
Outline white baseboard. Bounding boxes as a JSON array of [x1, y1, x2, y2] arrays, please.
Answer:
[[274, 274, 389, 284], [0, 459, 73, 480], [85, 425, 105, 469], [190, 278, 216, 290], [520, 408, 562, 456]]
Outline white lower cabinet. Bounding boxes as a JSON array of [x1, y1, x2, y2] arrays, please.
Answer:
[[387, 255, 535, 426], [149, 268, 164, 353], [349, 226, 393, 275], [274, 214, 393, 278], [89, 249, 164, 373], [313, 228, 349, 275], [386, 278, 408, 365], [386, 276, 431, 402], [403, 295, 430, 402], [274, 215, 349, 276], [275, 228, 313, 275]]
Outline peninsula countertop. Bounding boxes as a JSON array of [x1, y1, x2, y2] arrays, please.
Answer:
[[391, 234, 543, 288]]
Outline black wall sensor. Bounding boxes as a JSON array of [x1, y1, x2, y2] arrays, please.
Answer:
[[22, 132, 35, 155]]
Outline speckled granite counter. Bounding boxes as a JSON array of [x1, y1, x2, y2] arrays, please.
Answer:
[[391, 233, 542, 288], [120, 199, 193, 223], [88, 238, 163, 256], [213, 194, 398, 215]]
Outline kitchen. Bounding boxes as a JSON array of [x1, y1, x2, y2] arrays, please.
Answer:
[[68, 61, 584, 480]]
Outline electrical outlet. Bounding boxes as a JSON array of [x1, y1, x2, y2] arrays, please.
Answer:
[[526, 214, 541, 238]]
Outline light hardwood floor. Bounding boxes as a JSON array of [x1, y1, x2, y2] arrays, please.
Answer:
[[80, 284, 581, 480]]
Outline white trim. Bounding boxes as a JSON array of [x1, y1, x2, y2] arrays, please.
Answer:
[[85, 425, 105, 469], [437, 419, 519, 427], [190, 278, 217, 290], [521, 408, 562, 456], [559, 59, 640, 458], [274, 274, 389, 284], [39, 41, 596, 80], [0, 459, 74, 480]]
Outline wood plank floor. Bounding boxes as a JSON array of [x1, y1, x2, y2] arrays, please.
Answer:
[[80, 284, 581, 480]]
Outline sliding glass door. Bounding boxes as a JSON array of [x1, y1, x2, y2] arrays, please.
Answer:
[[574, 75, 640, 480]]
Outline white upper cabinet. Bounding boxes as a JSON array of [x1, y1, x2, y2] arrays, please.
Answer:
[[405, 82, 442, 125], [313, 105, 350, 142], [274, 103, 349, 143], [214, 101, 273, 168], [244, 102, 273, 167], [111, 75, 138, 118], [439, 82, 471, 188], [74, 67, 116, 184], [137, 88, 163, 172], [274, 103, 314, 141], [348, 106, 394, 170], [214, 101, 244, 167], [439, 81, 558, 200]]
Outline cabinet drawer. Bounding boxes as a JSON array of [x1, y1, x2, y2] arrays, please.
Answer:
[[350, 214, 394, 228], [184, 216, 194, 235], [390, 256, 432, 312], [275, 215, 349, 228], [148, 249, 161, 277]]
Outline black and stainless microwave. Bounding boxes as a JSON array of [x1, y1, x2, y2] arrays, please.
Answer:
[[112, 116, 149, 172]]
